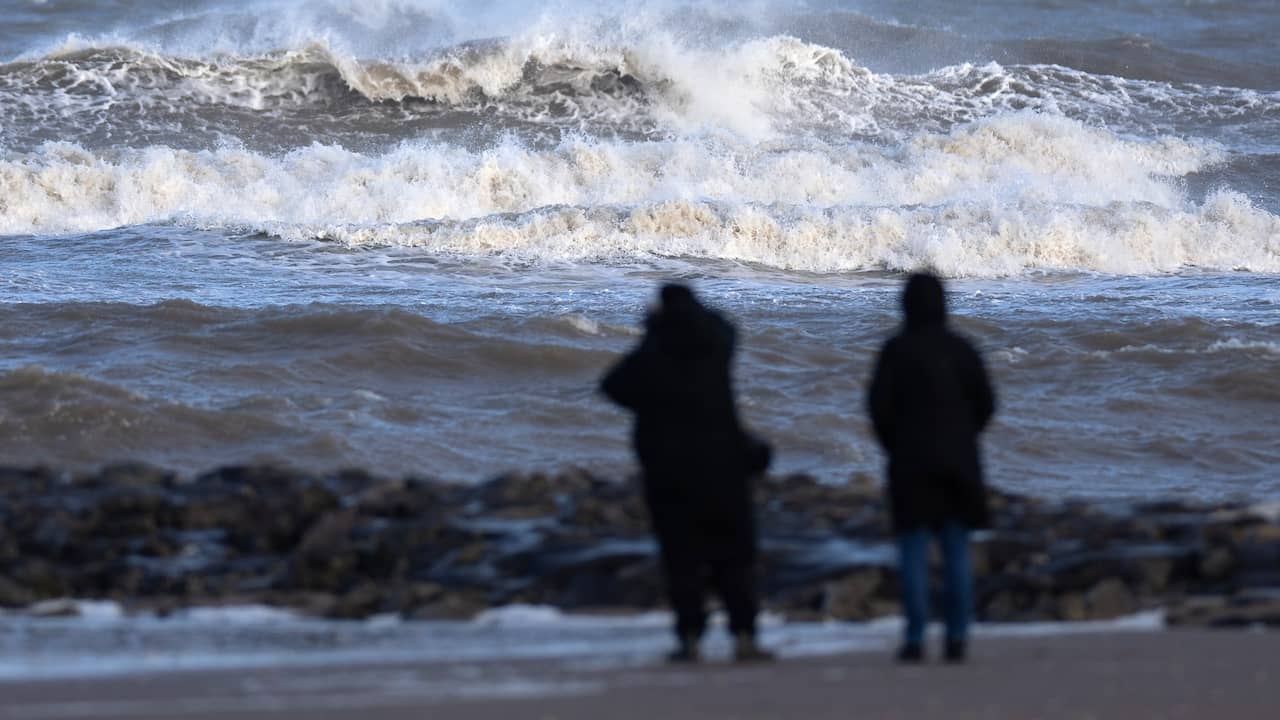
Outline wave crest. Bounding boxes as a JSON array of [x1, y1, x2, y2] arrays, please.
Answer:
[[3, 35, 1277, 144], [1, 113, 1274, 276]]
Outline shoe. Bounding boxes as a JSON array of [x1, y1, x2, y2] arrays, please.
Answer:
[[896, 642, 924, 663], [667, 633, 702, 664], [944, 638, 966, 663], [733, 633, 776, 663]]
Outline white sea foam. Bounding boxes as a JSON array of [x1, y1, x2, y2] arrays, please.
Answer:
[[0, 602, 1164, 681], [4, 115, 1272, 276], [1207, 338, 1280, 355], [1093, 338, 1280, 358], [5, 0, 1277, 145]]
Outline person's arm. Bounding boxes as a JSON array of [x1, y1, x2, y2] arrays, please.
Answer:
[[600, 340, 652, 410], [867, 342, 896, 451]]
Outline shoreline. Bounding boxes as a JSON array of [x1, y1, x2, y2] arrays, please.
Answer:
[[0, 600, 1166, 682], [1, 629, 1277, 719]]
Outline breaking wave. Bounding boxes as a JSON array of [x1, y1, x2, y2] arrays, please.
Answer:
[[2, 35, 1277, 145], [3, 114, 1276, 276]]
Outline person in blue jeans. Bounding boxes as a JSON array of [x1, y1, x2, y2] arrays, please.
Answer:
[[867, 273, 996, 663]]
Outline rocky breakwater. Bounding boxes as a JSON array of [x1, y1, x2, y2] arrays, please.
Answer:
[[0, 464, 1277, 627]]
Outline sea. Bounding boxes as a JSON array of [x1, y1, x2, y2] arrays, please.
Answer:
[[1, 0, 1278, 504]]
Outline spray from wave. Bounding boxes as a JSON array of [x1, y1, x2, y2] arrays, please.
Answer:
[[1, 0, 1277, 150], [5, 113, 1276, 275]]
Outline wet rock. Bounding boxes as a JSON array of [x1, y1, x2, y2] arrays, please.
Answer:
[[762, 473, 881, 533], [0, 521, 16, 565], [288, 510, 360, 592], [1131, 555, 1175, 594], [0, 466, 59, 495], [400, 581, 446, 609], [328, 582, 386, 619], [1233, 525, 1280, 588], [92, 462, 177, 488], [822, 567, 885, 621], [978, 573, 1056, 622], [1199, 545, 1237, 582], [473, 471, 584, 519], [1166, 592, 1280, 628], [2, 463, 1278, 623], [362, 479, 452, 517], [186, 466, 339, 553], [976, 535, 1045, 576], [565, 484, 648, 533], [1084, 578, 1137, 619], [7, 558, 68, 598], [1055, 592, 1087, 621], [1033, 544, 1195, 595], [0, 574, 34, 607], [506, 538, 660, 608], [407, 588, 490, 620]]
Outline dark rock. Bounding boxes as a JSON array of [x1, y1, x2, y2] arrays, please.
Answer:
[[408, 588, 490, 620], [976, 534, 1045, 576], [1233, 524, 1280, 588], [0, 574, 34, 607], [1084, 578, 1137, 619], [1055, 592, 1087, 621], [504, 538, 660, 608], [0, 466, 59, 494], [92, 462, 177, 488], [1, 463, 1277, 623], [7, 558, 68, 598], [1199, 545, 1237, 582], [474, 472, 582, 519], [356, 477, 460, 519], [327, 582, 386, 619], [822, 566, 885, 621], [978, 573, 1055, 622], [1032, 544, 1196, 594], [1166, 592, 1280, 628]]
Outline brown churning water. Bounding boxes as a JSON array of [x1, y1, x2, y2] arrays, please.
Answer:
[[0, 1, 1277, 502]]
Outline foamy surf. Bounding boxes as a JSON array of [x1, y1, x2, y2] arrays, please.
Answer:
[[3, 37, 1277, 149], [0, 601, 1163, 680], [4, 115, 1274, 276]]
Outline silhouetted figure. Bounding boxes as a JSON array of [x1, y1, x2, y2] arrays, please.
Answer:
[[601, 284, 773, 663], [867, 273, 996, 663]]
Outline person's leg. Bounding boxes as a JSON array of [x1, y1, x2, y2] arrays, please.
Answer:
[[709, 556, 774, 660], [651, 505, 708, 659], [701, 481, 772, 662], [896, 526, 930, 658], [939, 520, 973, 660], [662, 549, 707, 658], [709, 551, 756, 634]]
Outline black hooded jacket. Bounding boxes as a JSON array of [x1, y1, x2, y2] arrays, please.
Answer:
[[601, 285, 770, 497], [867, 274, 996, 531]]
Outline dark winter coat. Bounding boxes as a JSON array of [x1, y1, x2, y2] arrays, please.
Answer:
[[867, 274, 996, 531], [601, 285, 771, 507]]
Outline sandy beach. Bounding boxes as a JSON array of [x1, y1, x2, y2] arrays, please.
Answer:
[[1, 629, 1275, 720]]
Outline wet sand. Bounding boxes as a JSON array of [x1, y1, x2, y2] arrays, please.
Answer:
[[1, 629, 1276, 719]]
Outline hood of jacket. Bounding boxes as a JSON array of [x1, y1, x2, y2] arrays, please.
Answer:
[[902, 272, 946, 330], [646, 283, 732, 357]]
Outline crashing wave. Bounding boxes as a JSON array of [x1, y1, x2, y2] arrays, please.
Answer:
[[1, 114, 1275, 276], [1, 36, 1276, 143]]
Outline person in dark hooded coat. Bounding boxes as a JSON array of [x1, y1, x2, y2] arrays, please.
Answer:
[[867, 272, 996, 663], [601, 283, 772, 663]]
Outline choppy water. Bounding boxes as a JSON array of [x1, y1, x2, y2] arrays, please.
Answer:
[[1, 1, 1277, 501]]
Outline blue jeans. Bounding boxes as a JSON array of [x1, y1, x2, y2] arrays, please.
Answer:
[[897, 522, 973, 647]]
